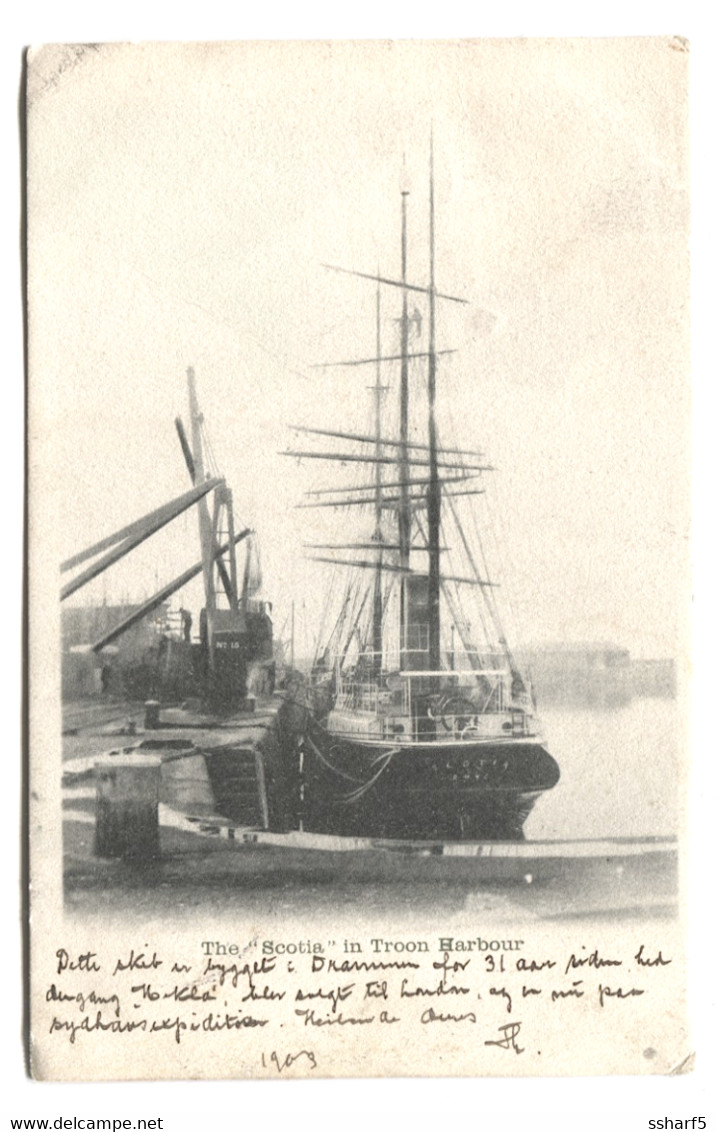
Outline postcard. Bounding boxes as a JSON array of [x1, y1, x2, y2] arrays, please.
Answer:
[[27, 37, 690, 1080]]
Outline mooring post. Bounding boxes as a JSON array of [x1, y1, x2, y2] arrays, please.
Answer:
[[94, 752, 162, 859], [144, 700, 161, 729]]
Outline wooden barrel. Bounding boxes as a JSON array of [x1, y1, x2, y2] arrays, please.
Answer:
[[94, 752, 161, 859]]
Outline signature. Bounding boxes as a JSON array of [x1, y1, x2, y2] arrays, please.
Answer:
[[484, 1021, 524, 1054], [262, 1049, 317, 1073]]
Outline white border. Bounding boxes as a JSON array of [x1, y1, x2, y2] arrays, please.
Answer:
[[5, 3, 714, 1128]]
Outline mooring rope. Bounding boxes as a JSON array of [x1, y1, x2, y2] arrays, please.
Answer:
[[340, 746, 401, 803]]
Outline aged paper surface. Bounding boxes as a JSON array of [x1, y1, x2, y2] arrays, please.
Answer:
[[27, 38, 690, 1081]]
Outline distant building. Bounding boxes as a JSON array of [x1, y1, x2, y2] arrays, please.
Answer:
[[61, 602, 172, 700], [523, 641, 630, 674], [519, 642, 630, 708], [630, 657, 677, 698], [519, 642, 675, 706], [62, 602, 171, 655]]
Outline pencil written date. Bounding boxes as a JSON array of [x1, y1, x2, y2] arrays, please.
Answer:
[[40, 935, 676, 1070]]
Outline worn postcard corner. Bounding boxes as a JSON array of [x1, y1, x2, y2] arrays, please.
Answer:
[[27, 37, 690, 1082]]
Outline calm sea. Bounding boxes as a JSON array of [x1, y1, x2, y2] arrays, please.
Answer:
[[527, 696, 682, 841]]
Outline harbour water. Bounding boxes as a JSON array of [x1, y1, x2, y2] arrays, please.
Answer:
[[528, 696, 682, 842]]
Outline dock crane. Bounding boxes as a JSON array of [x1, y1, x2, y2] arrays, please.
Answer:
[[61, 369, 272, 710]]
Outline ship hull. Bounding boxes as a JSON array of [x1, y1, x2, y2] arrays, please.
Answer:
[[272, 707, 560, 841]]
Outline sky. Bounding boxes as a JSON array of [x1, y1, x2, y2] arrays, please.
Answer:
[[28, 38, 690, 659]]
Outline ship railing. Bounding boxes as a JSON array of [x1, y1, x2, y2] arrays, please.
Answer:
[[337, 663, 516, 714], [333, 678, 410, 716], [331, 675, 538, 741], [355, 647, 513, 672]]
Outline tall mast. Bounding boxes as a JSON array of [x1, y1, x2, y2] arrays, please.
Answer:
[[290, 600, 295, 670], [426, 135, 442, 673], [398, 168, 412, 670], [398, 169, 411, 568], [187, 366, 216, 669], [371, 277, 384, 669], [374, 277, 384, 528]]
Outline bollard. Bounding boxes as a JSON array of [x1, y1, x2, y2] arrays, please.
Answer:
[[94, 752, 162, 859], [144, 700, 161, 729]]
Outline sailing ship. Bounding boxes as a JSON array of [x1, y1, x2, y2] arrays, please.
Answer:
[[275, 151, 560, 841]]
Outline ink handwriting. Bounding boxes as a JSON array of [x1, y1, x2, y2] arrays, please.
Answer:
[[484, 1021, 525, 1054], [262, 1049, 317, 1073], [43, 938, 674, 1060]]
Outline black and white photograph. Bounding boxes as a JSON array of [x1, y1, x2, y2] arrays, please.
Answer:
[[26, 37, 692, 1082]]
